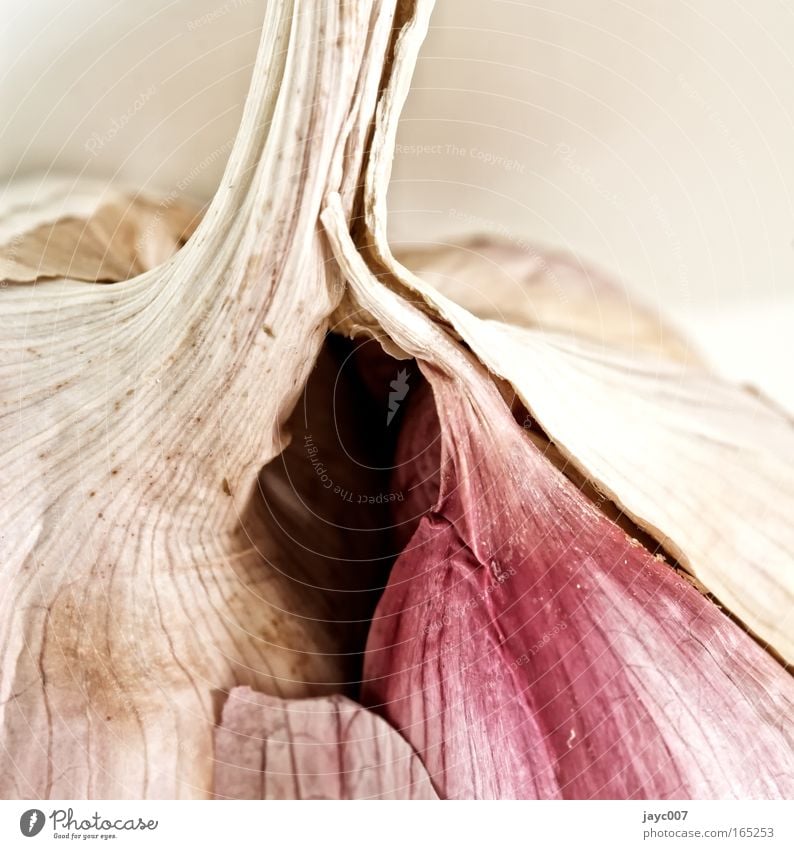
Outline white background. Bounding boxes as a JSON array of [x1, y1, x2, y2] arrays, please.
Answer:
[[2, 0, 793, 406], [0, 800, 792, 848]]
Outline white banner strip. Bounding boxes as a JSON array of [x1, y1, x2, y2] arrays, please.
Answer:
[[1, 800, 792, 848]]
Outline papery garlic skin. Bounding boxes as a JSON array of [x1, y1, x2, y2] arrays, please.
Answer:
[[0, 0, 404, 799], [0, 178, 201, 284], [214, 687, 438, 800], [362, 360, 794, 799], [356, 0, 794, 664], [396, 237, 696, 364]]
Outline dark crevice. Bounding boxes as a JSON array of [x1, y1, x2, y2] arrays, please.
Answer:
[[244, 332, 789, 698], [245, 334, 419, 695]]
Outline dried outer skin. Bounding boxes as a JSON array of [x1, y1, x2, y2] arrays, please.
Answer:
[[363, 360, 794, 799], [356, 0, 794, 664], [431, 317, 794, 664], [0, 177, 201, 283], [396, 237, 696, 364], [322, 199, 794, 801], [0, 0, 405, 799], [214, 686, 438, 799]]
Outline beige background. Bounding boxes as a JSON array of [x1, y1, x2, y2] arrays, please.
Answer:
[[2, 0, 793, 406]]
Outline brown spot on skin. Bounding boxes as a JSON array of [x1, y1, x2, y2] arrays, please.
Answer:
[[111, 468, 119, 476], [262, 324, 274, 338], [222, 478, 232, 497], [89, 491, 96, 498]]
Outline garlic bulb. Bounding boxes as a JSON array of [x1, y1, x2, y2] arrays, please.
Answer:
[[350, 0, 794, 665], [1, 0, 792, 801]]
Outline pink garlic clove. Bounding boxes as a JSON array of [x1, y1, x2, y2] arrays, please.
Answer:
[[363, 361, 794, 799]]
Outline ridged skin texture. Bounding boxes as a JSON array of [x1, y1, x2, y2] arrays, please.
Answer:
[[214, 687, 438, 799]]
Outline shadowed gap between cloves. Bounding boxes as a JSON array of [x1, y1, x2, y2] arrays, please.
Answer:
[[238, 332, 789, 703], [238, 333, 423, 698]]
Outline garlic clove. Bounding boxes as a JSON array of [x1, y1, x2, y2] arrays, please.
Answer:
[[353, 0, 794, 664], [459, 324, 794, 664], [214, 686, 438, 799], [0, 177, 201, 284], [324, 197, 794, 800], [363, 358, 794, 798], [397, 237, 696, 363]]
